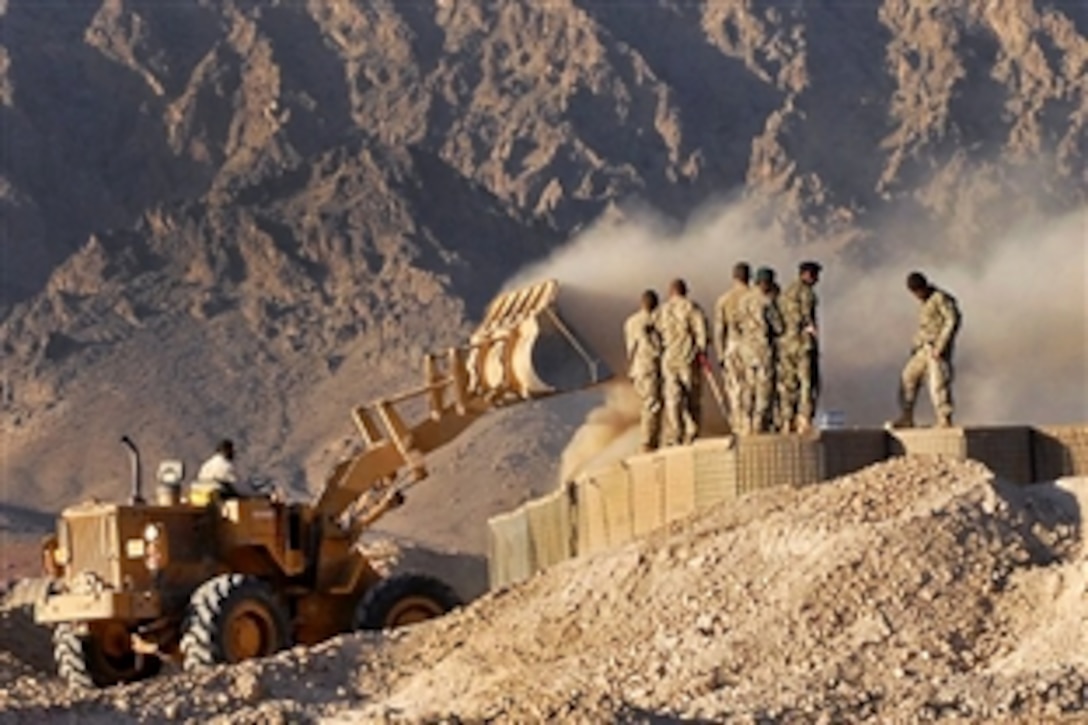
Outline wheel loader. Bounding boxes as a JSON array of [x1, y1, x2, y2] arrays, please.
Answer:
[[33, 279, 612, 688]]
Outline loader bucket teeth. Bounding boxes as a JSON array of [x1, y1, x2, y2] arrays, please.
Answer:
[[471, 279, 612, 399]]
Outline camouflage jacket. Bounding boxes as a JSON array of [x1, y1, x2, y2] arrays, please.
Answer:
[[739, 287, 785, 353], [713, 282, 750, 360], [623, 308, 663, 378], [779, 279, 818, 347], [659, 295, 708, 370], [912, 288, 961, 358]]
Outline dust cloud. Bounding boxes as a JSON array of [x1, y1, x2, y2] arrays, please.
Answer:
[[557, 382, 641, 483], [507, 198, 1087, 481]]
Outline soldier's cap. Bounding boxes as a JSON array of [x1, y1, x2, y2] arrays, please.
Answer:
[[755, 266, 775, 283], [799, 260, 822, 274]]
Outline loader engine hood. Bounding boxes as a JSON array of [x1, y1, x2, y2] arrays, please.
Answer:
[[46, 502, 209, 593]]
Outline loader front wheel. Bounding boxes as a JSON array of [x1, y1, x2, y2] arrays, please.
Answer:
[[180, 574, 291, 670], [354, 573, 461, 630], [54, 622, 160, 689]]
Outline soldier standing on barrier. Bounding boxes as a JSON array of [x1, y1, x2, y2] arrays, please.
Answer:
[[738, 267, 785, 434], [659, 278, 709, 446], [624, 290, 664, 452], [778, 261, 822, 433], [889, 271, 962, 429], [714, 262, 751, 433]]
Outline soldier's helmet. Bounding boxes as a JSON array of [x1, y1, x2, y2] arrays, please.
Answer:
[[755, 267, 776, 285]]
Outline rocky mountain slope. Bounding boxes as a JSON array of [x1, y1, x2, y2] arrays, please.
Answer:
[[1, 0, 1085, 531]]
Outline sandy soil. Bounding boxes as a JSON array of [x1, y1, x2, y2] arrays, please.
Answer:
[[1, 457, 1085, 723]]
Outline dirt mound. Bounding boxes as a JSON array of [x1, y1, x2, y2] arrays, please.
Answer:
[[2, 0, 1086, 538], [1, 457, 1085, 722], [332, 457, 1088, 722], [0, 607, 52, 678], [0, 580, 56, 696]]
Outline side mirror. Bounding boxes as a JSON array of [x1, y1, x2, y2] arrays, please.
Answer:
[[157, 460, 185, 486]]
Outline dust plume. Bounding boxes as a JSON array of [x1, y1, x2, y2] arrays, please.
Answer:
[[557, 382, 641, 483], [506, 197, 1087, 482]]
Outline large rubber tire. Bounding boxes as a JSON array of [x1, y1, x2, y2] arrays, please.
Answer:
[[354, 573, 462, 631], [179, 574, 291, 671], [53, 623, 161, 689]]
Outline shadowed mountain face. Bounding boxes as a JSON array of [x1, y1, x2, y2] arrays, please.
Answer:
[[0, 0, 1084, 522]]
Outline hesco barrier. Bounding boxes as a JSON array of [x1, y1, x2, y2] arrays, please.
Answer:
[[487, 508, 533, 590], [1033, 425, 1088, 482], [488, 424, 1088, 589], [887, 426, 1035, 484]]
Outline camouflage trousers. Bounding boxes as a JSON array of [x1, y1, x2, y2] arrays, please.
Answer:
[[777, 339, 820, 432], [631, 373, 663, 451], [662, 363, 702, 446], [741, 345, 775, 434], [899, 348, 954, 423], [722, 342, 749, 434]]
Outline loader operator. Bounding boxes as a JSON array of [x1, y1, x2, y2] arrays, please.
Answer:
[[192, 439, 260, 502], [624, 290, 664, 452], [889, 271, 961, 429], [778, 261, 822, 433], [659, 278, 709, 446], [713, 262, 751, 433]]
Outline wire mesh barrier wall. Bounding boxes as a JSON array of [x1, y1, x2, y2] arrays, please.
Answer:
[[1033, 425, 1088, 482], [887, 427, 1036, 484], [487, 425, 1088, 589]]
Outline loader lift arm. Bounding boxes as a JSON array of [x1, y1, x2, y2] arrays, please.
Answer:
[[314, 279, 612, 529]]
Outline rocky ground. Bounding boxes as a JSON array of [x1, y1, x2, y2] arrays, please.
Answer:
[[1, 456, 1085, 723]]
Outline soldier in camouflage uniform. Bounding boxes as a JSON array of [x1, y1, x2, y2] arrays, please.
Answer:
[[659, 278, 709, 446], [623, 290, 664, 452], [889, 271, 962, 428], [777, 261, 822, 433], [738, 267, 785, 434], [713, 262, 751, 433]]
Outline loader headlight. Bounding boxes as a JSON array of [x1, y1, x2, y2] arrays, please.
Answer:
[[143, 523, 168, 572]]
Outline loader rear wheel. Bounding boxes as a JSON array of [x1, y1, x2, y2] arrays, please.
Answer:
[[54, 622, 161, 689], [180, 574, 290, 670], [354, 573, 461, 630]]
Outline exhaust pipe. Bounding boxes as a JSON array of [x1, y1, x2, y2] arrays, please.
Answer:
[[121, 435, 144, 505]]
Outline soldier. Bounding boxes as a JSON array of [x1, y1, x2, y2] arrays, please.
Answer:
[[713, 262, 751, 432], [778, 261, 822, 433], [738, 267, 784, 434], [623, 290, 664, 452], [889, 271, 962, 428], [658, 278, 709, 446]]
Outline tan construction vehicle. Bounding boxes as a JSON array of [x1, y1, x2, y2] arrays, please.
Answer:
[[34, 279, 611, 688]]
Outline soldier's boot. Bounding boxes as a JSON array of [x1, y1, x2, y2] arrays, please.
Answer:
[[886, 412, 914, 429], [935, 413, 953, 428], [794, 414, 812, 435]]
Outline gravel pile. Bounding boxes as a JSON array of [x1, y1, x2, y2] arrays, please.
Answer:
[[1, 457, 1085, 723]]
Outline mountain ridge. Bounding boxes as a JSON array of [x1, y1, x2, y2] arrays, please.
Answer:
[[1, 0, 1084, 538]]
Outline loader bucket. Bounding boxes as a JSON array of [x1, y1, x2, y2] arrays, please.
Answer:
[[470, 279, 612, 399]]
